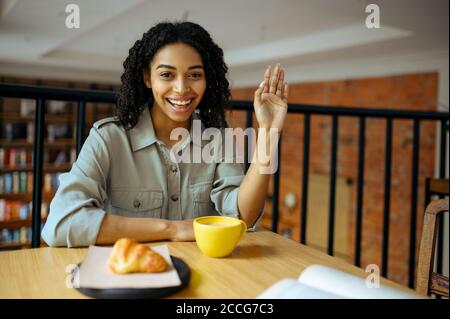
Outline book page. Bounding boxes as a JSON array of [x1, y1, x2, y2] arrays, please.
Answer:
[[297, 265, 423, 299], [257, 279, 342, 299]]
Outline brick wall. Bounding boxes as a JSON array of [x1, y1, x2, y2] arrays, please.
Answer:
[[228, 72, 438, 286]]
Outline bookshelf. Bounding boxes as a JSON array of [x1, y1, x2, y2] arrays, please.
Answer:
[[1, 163, 72, 173], [1, 192, 56, 202], [0, 76, 118, 250], [0, 217, 47, 230], [0, 240, 32, 249], [0, 138, 75, 148]]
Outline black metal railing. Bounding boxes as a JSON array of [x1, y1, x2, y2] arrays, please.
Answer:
[[0, 83, 448, 289], [232, 100, 448, 289]]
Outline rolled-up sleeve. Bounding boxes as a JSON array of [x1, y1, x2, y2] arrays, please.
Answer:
[[210, 161, 244, 218], [210, 160, 265, 230], [41, 128, 110, 247]]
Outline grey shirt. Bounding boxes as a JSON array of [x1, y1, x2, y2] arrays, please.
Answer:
[[41, 107, 246, 247]]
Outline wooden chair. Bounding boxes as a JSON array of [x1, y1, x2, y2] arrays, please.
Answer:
[[416, 198, 449, 298], [425, 178, 449, 200]]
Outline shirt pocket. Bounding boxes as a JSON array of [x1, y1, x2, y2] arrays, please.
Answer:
[[111, 188, 163, 218], [189, 181, 215, 217]]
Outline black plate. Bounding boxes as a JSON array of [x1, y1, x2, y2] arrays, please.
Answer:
[[74, 256, 190, 299]]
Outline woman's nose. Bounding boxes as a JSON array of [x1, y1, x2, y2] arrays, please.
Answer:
[[173, 77, 190, 94]]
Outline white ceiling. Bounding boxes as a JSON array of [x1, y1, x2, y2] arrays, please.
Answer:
[[0, 0, 448, 87]]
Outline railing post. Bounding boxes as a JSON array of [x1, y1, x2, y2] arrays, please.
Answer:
[[354, 116, 366, 266], [382, 118, 393, 277], [271, 136, 282, 233], [300, 113, 310, 244], [408, 119, 420, 288], [328, 115, 339, 256], [436, 119, 448, 276], [76, 100, 86, 156], [31, 98, 45, 248]]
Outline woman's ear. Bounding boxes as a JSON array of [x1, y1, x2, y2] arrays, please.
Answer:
[[142, 69, 151, 88]]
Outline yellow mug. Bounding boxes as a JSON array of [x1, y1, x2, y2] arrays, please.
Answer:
[[193, 216, 247, 257]]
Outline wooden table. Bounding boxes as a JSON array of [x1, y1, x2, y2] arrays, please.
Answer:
[[0, 230, 418, 298]]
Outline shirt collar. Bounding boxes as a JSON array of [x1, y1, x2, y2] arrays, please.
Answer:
[[129, 106, 204, 152]]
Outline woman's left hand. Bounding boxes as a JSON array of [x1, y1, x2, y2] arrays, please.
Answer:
[[253, 64, 289, 132]]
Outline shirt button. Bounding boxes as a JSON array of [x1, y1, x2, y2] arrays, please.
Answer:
[[171, 194, 179, 202], [133, 199, 141, 208], [170, 165, 178, 173]]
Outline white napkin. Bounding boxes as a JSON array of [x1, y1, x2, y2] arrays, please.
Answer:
[[77, 244, 181, 289]]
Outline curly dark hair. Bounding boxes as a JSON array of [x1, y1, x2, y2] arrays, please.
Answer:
[[116, 21, 230, 130]]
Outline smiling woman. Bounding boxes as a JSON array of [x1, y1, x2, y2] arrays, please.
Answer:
[[41, 21, 289, 247], [143, 43, 207, 141], [116, 22, 229, 131]]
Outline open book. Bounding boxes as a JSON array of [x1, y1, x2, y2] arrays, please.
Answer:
[[257, 265, 424, 299]]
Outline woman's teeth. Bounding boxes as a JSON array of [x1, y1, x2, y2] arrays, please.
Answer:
[[167, 99, 193, 106]]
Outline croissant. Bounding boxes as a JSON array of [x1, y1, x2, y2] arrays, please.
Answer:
[[108, 238, 168, 274]]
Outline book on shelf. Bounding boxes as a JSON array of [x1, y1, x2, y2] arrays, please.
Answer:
[[0, 223, 47, 247], [20, 99, 68, 117], [0, 198, 47, 247], [1, 227, 31, 244], [70, 148, 77, 164], [27, 122, 34, 143], [0, 147, 76, 170], [47, 123, 72, 142], [4, 122, 27, 141], [2, 173, 11, 193], [257, 265, 423, 299], [0, 172, 61, 194], [19, 172, 27, 192], [54, 150, 67, 166], [12, 172, 19, 193], [0, 148, 33, 168], [48, 100, 67, 115], [20, 99, 35, 117], [0, 199, 48, 222], [2, 124, 71, 144], [44, 173, 62, 192]]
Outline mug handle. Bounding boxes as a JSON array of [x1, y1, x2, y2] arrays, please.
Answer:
[[239, 220, 247, 239]]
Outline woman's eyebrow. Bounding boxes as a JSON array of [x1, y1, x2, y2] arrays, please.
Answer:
[[155, 64, 204, 70], [187, 65, 204, 70]]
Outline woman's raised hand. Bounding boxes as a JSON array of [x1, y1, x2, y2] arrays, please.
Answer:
[[253, 64, 289, 132]]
